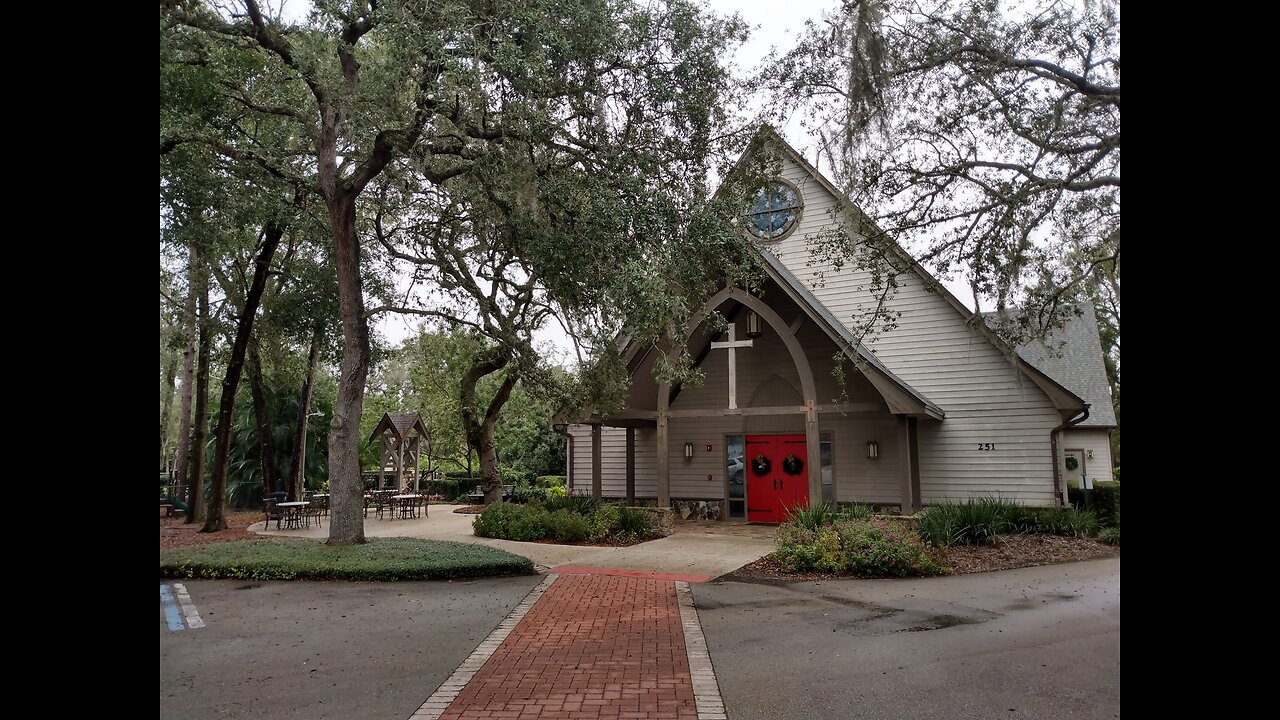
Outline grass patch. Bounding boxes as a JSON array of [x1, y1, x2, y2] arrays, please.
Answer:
[[159, 537, 535, 581]]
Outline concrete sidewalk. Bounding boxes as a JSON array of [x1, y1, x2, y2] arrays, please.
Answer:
[[252, 504, 777, 581]]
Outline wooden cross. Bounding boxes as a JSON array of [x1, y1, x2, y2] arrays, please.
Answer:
[[709, 323, 753, 409]]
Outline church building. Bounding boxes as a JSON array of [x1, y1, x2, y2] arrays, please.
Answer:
[[565, 128, 1116, 521]]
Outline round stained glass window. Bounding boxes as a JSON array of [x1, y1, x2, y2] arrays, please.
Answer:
[[746, 181, 802, 240]]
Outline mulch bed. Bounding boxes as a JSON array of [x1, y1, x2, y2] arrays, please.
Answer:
[[728, 533, 1118, 581], [453, 505, 487, 514], [937, 533, 1119, 574], [160, 510, 264, 550]]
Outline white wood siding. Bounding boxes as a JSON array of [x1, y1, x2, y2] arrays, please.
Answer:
[[1060, 428, 1114, 485], [763, 156, 1065, 506]]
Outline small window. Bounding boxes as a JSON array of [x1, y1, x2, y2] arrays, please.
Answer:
[[746, 181, 802, 240]]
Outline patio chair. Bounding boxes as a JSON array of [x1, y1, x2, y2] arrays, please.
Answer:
[[263, 499, 285, 530]]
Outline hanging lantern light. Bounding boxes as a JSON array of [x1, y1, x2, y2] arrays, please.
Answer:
[[746, 311, 762, 339]]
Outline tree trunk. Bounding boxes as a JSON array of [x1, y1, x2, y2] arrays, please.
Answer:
[[173, 245, 198, 499], [324, 193, 372, 546], [460, 350, 518, 505], [288, 321, 322, 502], [160, 354, 178, 474], [248, 337, 276, 498], [187, 262, 210, 525], [203, 225, 284, 533]]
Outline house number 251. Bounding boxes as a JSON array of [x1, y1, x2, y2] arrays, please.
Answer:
[[977, 443, 996, 451]]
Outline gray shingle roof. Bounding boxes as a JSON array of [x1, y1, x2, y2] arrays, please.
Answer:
[[999, 304, 1117, 427]]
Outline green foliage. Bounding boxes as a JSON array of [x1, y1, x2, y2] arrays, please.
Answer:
[[775, 517, 942, 577], [1069, 482, 1120, 528], [917, 498, 1102, 546], [471, 500, 656, 544], [511, 484, 548, 504], [586, 506, 622, 543], [537, 475, 567, 489], [543, 495, 601, 515], [616, 507, 655, 539], [840, 503, 875, 520], [159, 538, 534, 581], [547, 510, 588, 543], [1096, 527, 1120, 546], [784, 501, 839, 531], [545, 485, 567, 498]]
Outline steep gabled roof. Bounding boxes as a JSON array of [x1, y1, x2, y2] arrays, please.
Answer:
[[368, 412, 431, 444], [745, 126, 1088, 417], [999, 304, 1118, 428]]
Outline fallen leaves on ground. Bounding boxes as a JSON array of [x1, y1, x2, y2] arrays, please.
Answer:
[[159, 511, 262, 549]]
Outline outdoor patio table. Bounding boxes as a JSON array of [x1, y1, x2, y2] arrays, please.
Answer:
[[392, 494, 419, 519], [277, 501, 309, 529]]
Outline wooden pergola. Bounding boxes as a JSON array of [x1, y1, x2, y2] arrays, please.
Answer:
[[368, 412, 431, 492]]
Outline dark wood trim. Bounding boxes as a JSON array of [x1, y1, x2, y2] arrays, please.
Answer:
[[626, 428, 636, 505]]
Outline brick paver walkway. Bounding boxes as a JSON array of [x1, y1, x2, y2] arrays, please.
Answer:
[[438, 574, 698, 720]]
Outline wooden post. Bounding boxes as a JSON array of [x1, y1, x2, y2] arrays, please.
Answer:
[[626, 427, 636, 505], [657, 382, 670, 509], [805, 404, 821, 507], [591, 423, 603, 500], [898, 416, 921, 513], [908, 417, 921, 512], [411, 437, 420, 493], [378, 436, 386, 491]]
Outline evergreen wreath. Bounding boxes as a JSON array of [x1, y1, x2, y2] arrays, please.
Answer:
[[782, 454, 804, 475], [1065, 456, 1079, 471], [751, 454, 771, 476]]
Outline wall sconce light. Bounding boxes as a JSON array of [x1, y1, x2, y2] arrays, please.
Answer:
[[684, 442, 694, 459], [746, 311, 762, 339], [706, 444, 713, 453], [867, 441, 879, 459]]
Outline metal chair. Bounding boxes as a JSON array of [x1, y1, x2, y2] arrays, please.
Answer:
[[264, 499, 284, 530]]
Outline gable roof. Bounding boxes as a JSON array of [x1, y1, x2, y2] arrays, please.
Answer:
[[744, 126, 1088, 417], [368, 412, 431, 444], [998, 304, 1118, 428]]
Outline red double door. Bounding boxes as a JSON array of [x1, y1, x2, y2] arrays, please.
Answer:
[[745, 435, 810, 523]]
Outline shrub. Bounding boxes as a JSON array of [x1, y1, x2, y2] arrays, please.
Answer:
[[536, 475, 567, 489], [548, 510, 588, 543], [546, 485, 567, 498], [1096, 526, 1120, 545], [616, 507, 655, 539], [543, 495, 601, 515], [785, 501, 839, 531], [915, 498, 1015, 546], [506, 506, 551, 541], [775, 517, 942, 577], [839, 503, 874, 520], [512, 485, 548, 504], [1007, 506, 1098, 536], [473, 504, 525, 539], [586, 505, 621, 543], [1067, 481, 1120, 527]]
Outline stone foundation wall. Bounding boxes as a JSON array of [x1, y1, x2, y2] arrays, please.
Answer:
[[671, 499, 723, 521]]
